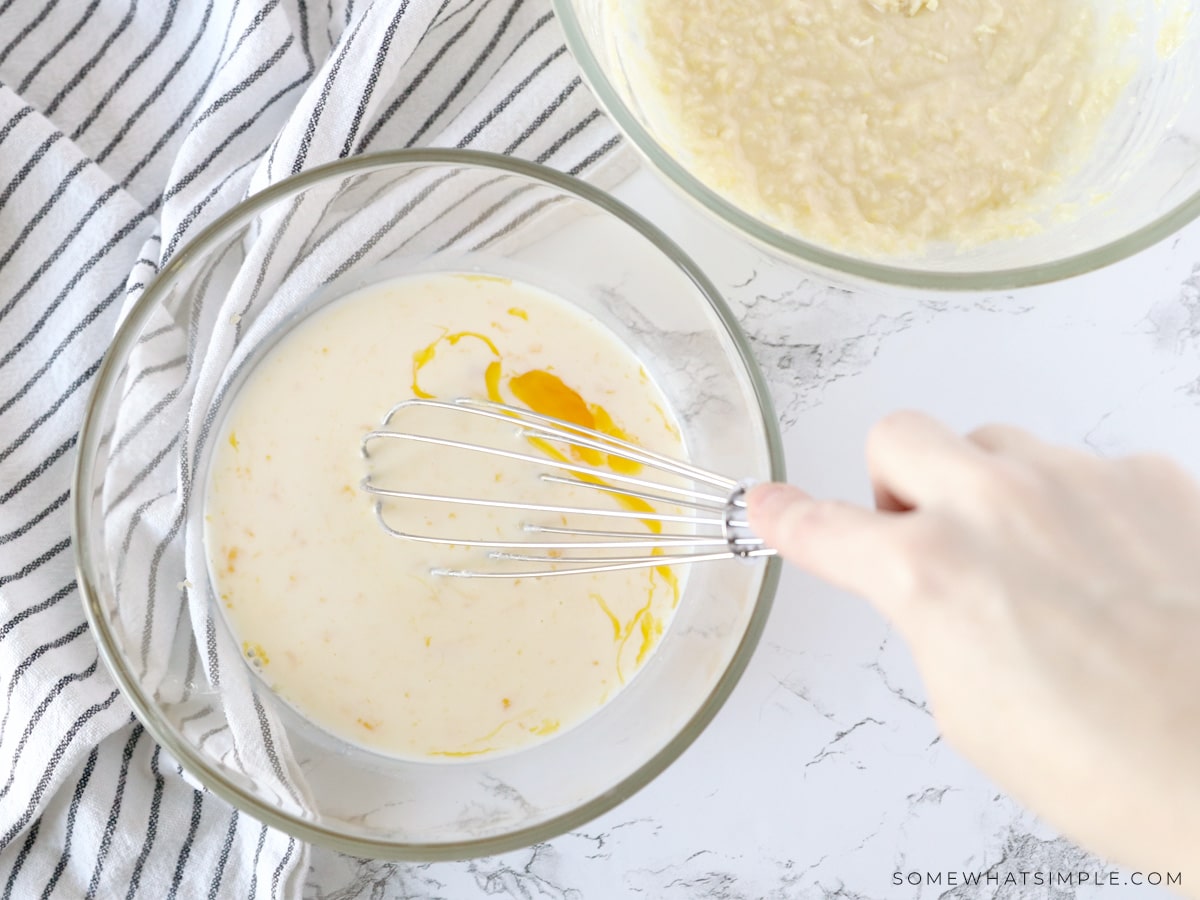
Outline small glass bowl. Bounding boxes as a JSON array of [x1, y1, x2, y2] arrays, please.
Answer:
[[553, 0, 1200, 289], [73, 150, 784, 859]]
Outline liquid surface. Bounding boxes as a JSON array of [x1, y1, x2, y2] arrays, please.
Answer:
[[204, 274, 686, 759], [627, 0, 1127, 252]]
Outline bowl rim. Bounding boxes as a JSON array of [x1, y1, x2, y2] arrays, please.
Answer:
[[551, 0, 1200, 291], [72, 147, 786, 860]]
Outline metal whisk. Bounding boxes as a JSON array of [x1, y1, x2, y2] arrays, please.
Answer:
[[359, 398, 775, 578]]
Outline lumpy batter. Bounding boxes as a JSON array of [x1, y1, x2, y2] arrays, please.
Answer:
[[629, 0, 1126, 251], [204, 274, 685, 759]]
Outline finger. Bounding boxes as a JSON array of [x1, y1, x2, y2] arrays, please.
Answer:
[[746, 482, 914, 603], [968, 423, 1050, 459], [866, 411, 987, 509], [969, 423, 1099, 477]]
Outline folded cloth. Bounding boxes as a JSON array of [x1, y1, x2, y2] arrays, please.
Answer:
[[0, 1, 627, 896]]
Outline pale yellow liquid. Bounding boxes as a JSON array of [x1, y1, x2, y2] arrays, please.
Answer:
[[204, 274, 686, 759]]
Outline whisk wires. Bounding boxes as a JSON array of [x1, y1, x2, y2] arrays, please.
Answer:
[[361, 398, 774, 577]]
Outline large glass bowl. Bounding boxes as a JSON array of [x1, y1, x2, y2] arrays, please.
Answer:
[[553, 0, 1200, 290], [72, 150, 784, 859]]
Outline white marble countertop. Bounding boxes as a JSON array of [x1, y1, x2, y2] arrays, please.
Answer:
[[304, 165, 1200, 900]]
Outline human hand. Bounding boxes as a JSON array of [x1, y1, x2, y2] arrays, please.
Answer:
[[747, 412, 1200, 880]]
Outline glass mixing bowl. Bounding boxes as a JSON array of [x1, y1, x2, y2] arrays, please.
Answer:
[[73, 150, 784, 859], [553, 0, 1200, 289]]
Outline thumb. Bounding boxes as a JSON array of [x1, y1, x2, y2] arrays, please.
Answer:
[[746, 482, 912, 604]]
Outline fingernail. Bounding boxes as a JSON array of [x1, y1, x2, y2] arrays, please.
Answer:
[[747, 482, 810, 523]]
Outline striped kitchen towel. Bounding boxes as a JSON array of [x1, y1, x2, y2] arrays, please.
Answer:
[[0, 1, 627, 896]]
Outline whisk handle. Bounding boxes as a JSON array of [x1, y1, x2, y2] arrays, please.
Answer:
[[723, 482, 768, 559]]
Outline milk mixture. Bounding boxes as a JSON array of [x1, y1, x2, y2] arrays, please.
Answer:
[[628, 0, 1128, 251], [204, 274, 686, 759]]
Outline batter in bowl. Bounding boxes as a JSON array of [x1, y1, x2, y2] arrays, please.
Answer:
[[203, 274, 685, 760], [628, 0, 1128, 252]]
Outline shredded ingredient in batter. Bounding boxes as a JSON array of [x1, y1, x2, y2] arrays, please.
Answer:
[[629, 0, 1127, 252]]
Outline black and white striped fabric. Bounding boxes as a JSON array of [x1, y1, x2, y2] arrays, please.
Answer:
[[0, 1, 625, 896]]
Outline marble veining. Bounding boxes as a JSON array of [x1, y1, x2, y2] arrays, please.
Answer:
[[303, 169, 1199, 899]]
